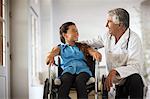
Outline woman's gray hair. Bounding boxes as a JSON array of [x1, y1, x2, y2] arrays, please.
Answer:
[[108, 8, 129, 28]]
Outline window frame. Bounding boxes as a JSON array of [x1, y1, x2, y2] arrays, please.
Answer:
[[30, 7, 40, 85], [0, 0, 6, 67]]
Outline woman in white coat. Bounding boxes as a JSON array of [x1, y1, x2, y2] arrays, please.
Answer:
[[84, 8, 145, 99]]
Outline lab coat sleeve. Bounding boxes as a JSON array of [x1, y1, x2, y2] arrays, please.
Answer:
[[115, 34, 144, 78], [81, 35, 105, 49]]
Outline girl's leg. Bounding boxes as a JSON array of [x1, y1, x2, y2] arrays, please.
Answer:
[[75, 72, 90, 99], [58, 72, 75, 99]]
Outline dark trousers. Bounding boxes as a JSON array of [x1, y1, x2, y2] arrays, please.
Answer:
[[115, 73, 144, 99], [58, 72, 90, 99]]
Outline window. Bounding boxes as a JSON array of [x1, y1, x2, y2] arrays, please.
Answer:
[[0, 0, 6, 66], [30, 9, 40, 85]]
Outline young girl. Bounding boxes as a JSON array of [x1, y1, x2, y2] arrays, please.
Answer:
[[46, 22, 102, 99]]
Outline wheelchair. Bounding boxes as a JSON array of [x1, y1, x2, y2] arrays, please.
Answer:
[[43, 55, 108, 99]]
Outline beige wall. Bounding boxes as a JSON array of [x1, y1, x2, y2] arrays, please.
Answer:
[[10, 0, 29, 98], [141, 0, 150, 83]]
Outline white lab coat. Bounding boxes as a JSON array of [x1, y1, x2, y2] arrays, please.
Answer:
[[83, 28, 146, 86]]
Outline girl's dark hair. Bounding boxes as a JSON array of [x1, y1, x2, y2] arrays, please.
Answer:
[[59, 22, 75, 43]]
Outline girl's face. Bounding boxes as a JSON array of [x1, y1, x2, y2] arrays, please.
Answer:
[[63, 25, 79, 43]]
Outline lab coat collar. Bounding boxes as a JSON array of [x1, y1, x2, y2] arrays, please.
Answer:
[[113, 28, 130, 49]]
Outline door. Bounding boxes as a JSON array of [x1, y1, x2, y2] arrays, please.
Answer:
[[29, 0, 43, 98], [0, 0, 10, 99]]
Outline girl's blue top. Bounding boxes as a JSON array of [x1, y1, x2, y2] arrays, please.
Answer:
[[58, 44, 92, 76]]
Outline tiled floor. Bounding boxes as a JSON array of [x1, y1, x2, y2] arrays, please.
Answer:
[[69, 90, 102, 99]]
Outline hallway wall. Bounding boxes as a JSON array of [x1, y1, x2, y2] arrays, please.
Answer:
[[141, 0, 150, 85], [10, 0, 29, 99], [10, 0, 53, 99], [51, 0, 143, 46]]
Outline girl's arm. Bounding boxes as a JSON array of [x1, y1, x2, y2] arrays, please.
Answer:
[[46, 46, 60, 66]]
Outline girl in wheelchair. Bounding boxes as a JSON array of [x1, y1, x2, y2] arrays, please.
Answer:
[[46, 22, 102, 99]]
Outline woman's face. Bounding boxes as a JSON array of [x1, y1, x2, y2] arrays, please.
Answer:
[[63, 25, 79, 43], [105, 15, 120, 36]]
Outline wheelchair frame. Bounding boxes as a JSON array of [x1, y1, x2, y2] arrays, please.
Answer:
[[43, 56, 103, 99]]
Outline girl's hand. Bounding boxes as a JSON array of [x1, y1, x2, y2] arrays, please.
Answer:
[[92, 51, 102, 62], [46, 52, 55, 66], [46, 46, 60, 66], [88, 47, 102, 62]]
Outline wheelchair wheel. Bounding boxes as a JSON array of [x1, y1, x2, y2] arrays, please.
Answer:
[[49, 90, 59, 99], [50, 84, 60, 99], [43, 78, 50, 99]]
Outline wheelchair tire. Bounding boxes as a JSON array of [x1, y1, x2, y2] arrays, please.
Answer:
[[43, 78, 49, 99], [102, 75, 108, 99]]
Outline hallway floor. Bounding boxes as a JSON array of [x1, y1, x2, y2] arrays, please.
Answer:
[[69, 90, 101, 99]]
